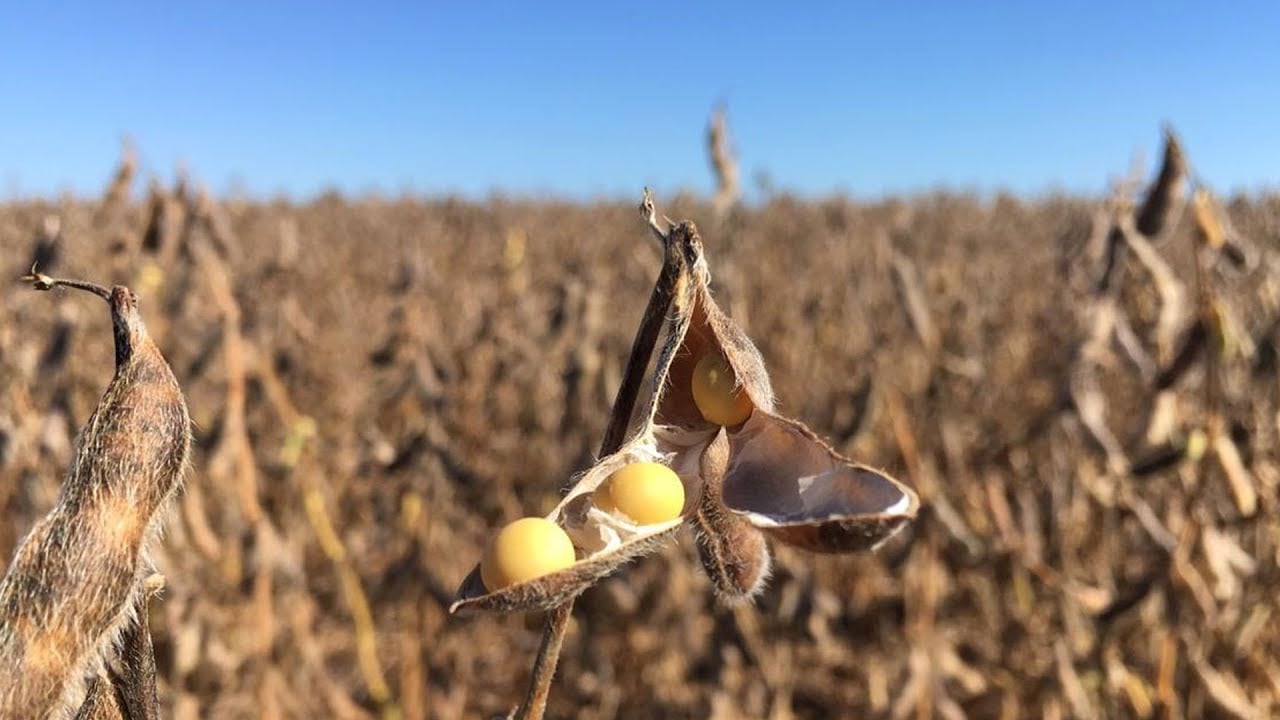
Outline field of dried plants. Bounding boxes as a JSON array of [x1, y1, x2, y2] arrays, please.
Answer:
[[1, 142, 1278, 718]]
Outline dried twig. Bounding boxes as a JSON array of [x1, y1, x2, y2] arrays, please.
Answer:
[[1068, 362, 1129, 475], [1116, 217, 1187, 364], [1190, 652, 1259, 719], [707, 106, 740, 219], [194, 240, 263, 525], [1055, 640, 1098, 720], [890, 250, 940, 356]]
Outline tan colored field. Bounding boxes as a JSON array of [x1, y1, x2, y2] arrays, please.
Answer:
[[1, 164, 1277, 718]]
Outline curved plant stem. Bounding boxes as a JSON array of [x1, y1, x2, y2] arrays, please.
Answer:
[[23, 264, 113, 300]]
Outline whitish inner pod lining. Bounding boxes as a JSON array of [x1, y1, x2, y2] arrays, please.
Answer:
[[717, 411, 915, 523], [557, 437, 693, 557], [652, 425, 717, 477], [738, 479, 915, 527]]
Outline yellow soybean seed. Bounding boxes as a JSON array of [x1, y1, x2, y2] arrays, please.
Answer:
[[592, 487, 618, 515], [691, 352, 753, 426], [601, 461, 685, 525], [480, 517, 576, 591]]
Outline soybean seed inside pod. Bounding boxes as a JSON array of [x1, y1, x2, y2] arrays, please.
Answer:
[[480, 517, 577, 592], [595, 461, 685, 525], [691, 352, 753, 426]]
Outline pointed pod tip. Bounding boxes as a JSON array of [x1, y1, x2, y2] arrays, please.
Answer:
[[880, 478, 921, 519]]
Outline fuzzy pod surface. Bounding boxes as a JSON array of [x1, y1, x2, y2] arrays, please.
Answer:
[[0, 280, 191, 719]]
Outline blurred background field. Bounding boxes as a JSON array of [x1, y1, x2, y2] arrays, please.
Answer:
[[4, 4, 1280, 718], [0, 150, 1277, 717]]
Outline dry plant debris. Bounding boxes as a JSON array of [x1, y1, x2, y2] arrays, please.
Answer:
[[0, 127, 1277, 718]]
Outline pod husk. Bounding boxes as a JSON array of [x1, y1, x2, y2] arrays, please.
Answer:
[[653, 241, 918, 555], [451, 227, 702, 616], [450, 438, 689, 615], [721, 411, 918, 552], [453, 220, 918, 615], [691, 430, 771, 601], [651, 249, 775, 431]]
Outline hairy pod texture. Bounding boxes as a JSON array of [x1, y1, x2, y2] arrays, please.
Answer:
[[692, 431, 771, 602], [0, 284, 190, 719], [70, 670, 124, 720], [70, 587, 162, 720]]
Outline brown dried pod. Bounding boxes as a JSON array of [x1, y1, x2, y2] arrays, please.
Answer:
[[453, 218, 917, 616], [654, 234, 918, 555], [71, 669, 124, 720], [0, 270, 191, 718], [451, 227, 695, 616], [448, 441, 690, 614], [722, 414, 917, 552], [1134, 127, 1188, 238], [691, 430, 771, 601]]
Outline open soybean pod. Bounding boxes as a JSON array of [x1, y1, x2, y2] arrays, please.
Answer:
[[651, 236, 918, 597], [450, 224, 771, 614], [450, 227, 699, 616], [451, 219, 918, 614], [449, 441, 692, 614]]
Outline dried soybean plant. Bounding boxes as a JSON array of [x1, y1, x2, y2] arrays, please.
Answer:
[[707, 106, 741, 220], [451, 190, 919, 718], [1071, 128, 1192, 472], [1077, 127, 1262, 475], [1048, 128, 1276, 716], [0, 268, 191, 719]]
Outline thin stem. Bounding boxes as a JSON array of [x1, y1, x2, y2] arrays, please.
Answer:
[[511, 192, 687, 720], [23, 265, 112, 301], [512, 602, 573, 720], [640, 187, 675, 247]]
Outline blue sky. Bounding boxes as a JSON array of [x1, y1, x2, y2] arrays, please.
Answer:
[[2, 2, 1277, 200]]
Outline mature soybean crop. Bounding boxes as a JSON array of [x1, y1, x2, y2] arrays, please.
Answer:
[[0, 135, 1277, 718]]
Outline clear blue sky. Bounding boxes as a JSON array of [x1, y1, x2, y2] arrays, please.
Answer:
[[2, 2, 1277, 200]]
